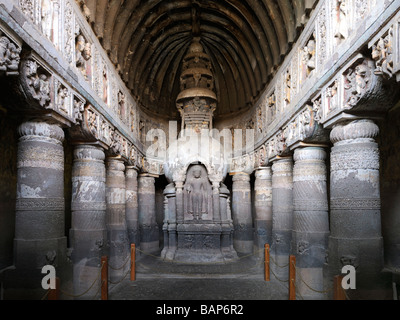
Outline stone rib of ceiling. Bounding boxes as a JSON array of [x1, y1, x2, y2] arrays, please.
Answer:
[[82, 0, 315, 119]]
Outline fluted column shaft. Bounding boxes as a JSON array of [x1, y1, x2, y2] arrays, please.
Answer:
[[271, 158, 293, 276], [125, 167, 139, 248], [138, 174, 159, 253], [292, 147, 329, 299], [163, 183, 176, 260], [15, 121, 67, 274], [70, 145, 107, 298], [327, 120, 383, 287], [254, 167, 273, 252], [231, 172, 253, 254], [106, 158, 129, 281]]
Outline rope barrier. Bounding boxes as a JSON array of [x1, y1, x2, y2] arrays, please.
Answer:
[[108, 254, 131, 271], [59, 261, 105, 299], [291, 260, 333, 295], [41, 289, 50, 300], [269, 266, 289, 284], [269, 256, 290, 269]]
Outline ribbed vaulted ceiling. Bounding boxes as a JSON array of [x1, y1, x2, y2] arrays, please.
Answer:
[[81, 0, 316, 118]]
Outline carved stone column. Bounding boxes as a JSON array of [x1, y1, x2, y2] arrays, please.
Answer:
[[106, 158, 129, 281], [292, 147, 329, 300], [212, 181, 221, 222], [70, 145, 107, 299], [125, 166, 139, 249], [271, 158, 293, 277], [231, 172, 253, 254], [220, 184, 237, 261], [14, 121, 67, 278], [163, 183, 176, 261], [138, 174, 159, 253], [254, 167, 273, 254], [327, 120, 384, 289]]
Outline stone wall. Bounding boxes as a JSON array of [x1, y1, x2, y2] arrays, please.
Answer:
[[0, 111, 18, 269], [378, 103, 400, 269]]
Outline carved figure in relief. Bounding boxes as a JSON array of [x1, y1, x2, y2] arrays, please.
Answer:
[[57, 85, 69, 113], [345, 63, 371, 107], [285, 69, 291, 104], [257, 105, 263, 134], [0, 36, 21, 73], [334, 0, 349, 42], [7, 42, 21, 72], [76, 34, 91, 80], [302, 36, 316, 77], [371, 28, 394, 79], [0, 36, 11, 71], [327, 80, 338, 112], [118, 91, 126, 120], [73, 99, 85, 123], [41, 0, 53, 40], [185, 165, 208, 220], [102, 66, 108, 104], [267, 93, 276, 122], [313, 98, 323, 122]]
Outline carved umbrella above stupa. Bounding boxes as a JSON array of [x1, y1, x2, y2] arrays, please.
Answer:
[[176, 37, 217, 133], [164, 38, 228, 183]]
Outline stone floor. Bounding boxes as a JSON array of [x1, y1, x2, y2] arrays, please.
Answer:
[[107, 251, 288, 301]]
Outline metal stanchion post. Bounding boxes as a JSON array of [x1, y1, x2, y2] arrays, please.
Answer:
[[334, 275, 346, 300], [131, 244, 136, 281], [265, 244, 270, 282], [48, 277, 60, 300], [101, 256, 108, 300], [289, 255, 296, 300]]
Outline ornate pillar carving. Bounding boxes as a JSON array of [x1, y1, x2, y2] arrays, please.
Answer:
[[271, 158, 293, 277], [106, 158, 129, 281], [14, 121, 67, 282], [163, 183, 176, 261], [254, 167, 273, 253], [327, 119, 384, 288], [292, 147, 329, 299], [231, 172, 253, 254], [138, 174, 159, 253], [220, 183, 237, 261], [125, 166, 139, 249], [212, 181, 221, 222], [70, 144, 107, 299]]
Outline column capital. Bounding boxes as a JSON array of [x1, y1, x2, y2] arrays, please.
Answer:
[[73, 145, 105, 161], [231, 171, 251, 182], [255, 166, 272, 180], [330, 119, 379, 144], [271, 157, 293, 173], [18, 121, 65, 143], [106, 157, 125, 172], [293, 147, 327, 162]]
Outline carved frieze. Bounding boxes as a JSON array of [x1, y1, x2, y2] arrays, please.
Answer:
[[0, 31, 21, 76], [22, 56, 52, 109]]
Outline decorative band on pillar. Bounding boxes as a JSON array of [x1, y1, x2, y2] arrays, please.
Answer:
[[271, 158, 293, 277], [125, 166, 140, 249], [292, 147, 329, 300], [70, 144, 107, 299], [231, 172, 253, 255], [106, 158, 129, 281], [254, 167, 273, 253], [163, 183, 177, 261], [138, 174, 159, 254], [328, 119, 383, 286], [15, 121, 67, 275]]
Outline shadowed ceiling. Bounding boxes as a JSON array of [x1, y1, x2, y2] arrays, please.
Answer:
[[80, 0, 316, 119]]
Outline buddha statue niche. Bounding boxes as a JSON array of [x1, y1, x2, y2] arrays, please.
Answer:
[[184, 165, 212, 221]]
